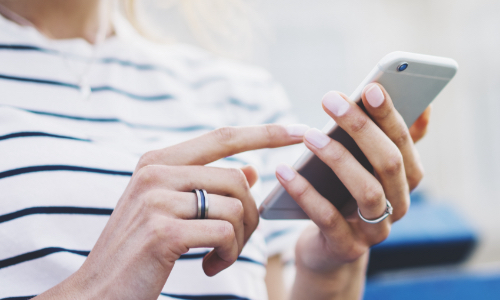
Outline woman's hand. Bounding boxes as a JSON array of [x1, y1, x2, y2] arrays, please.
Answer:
[[35, 125, 305, 300], [276, 84, 430, 299]]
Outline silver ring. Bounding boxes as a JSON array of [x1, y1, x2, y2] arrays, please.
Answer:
[[201, 189, 209, 219], [194, 189, 202, 219], [193, 189, 209, 219], [358, 199, 393, 224]]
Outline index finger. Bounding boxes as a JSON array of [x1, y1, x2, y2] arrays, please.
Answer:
[[136, 124, 308, 170]]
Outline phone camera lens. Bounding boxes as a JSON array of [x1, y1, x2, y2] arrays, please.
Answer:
[[397, 62, 409, 72]]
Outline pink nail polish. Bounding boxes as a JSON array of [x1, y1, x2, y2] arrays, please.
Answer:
[[304, 128, 330, 149], [322, 91, 350, 117], [276, 163, 296, 181], [286, 124, 310, 137], [365, 84, 385, 108]]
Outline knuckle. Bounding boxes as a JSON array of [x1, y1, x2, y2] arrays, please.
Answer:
[[143, 189, 166, 210], [362, 184, 385, 210], [160, 220, 188, 255], [213, 127, 237, 147], [134, 165, 157, 187], [228, 199, 244, 220], [317, 208, 340, 229], [293, 181, 311, 201], [328, 143, 348, 164], [263, 124, 279, 144], [381, 151, 403, 176], [229, 168, 248, 187], [393, 125, 411, 148], [134, 165, 168, 188], [137, 150, 157, 170], [348, 115, 369, 133], [377, 104, 393, 121], [147, 216, 169, 243], [342, 242, 367, 263], [146, 218, 189, 265]]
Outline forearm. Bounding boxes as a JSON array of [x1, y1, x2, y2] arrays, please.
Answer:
[[290, 252, 368, 300]]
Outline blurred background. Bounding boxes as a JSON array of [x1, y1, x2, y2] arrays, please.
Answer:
[[138, 0, 500, 297]]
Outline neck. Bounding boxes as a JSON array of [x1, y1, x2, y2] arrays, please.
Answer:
[[0, 0, 113, 44]]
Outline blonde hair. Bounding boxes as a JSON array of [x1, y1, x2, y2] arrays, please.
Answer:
[[122, 0, 269, 60]]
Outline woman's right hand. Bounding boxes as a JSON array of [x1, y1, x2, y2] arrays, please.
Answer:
[[35, 125, 306, 300]]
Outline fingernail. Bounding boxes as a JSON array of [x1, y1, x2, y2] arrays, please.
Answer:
[[304, 128, 330, 149], [286, 124, 310, 137], [365, 84, 385, 108], [322, 91, 350, 117], [276, 163, 296, 181]]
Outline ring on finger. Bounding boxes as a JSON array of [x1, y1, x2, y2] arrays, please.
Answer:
[[358, 199, 393, 224], [193, 189, 209, 219]]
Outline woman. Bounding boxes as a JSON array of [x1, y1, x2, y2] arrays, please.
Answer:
[[0, 0, 429, 299]]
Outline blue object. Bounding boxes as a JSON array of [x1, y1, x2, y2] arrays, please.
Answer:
[[364, 272, 500, 300], [397, 63, 409, 72], [367, 202, 477, 275]]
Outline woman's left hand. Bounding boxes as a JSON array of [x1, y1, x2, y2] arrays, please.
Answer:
[[276, 83, 430, 298]]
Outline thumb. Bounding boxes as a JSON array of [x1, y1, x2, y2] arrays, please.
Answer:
[[240, 165, 259, 188]]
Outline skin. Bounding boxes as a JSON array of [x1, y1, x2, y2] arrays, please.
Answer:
[[0, 0, 113, 43], [0, 0, 431, 299], [284, 86, 430, 299], [35, 125, 304, 299]]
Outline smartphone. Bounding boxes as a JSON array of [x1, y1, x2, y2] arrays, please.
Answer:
[[259, 51, 458, 219]]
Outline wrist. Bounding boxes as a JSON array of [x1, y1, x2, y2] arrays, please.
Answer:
[[292, 252, 369, 300]]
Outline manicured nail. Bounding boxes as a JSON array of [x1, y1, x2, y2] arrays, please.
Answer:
[[304, 128, 330, 149], [286, 124, 310, 137], [322, 91, 350, 117], [365, 84, 385, 108], [276, 163, 296, 181]]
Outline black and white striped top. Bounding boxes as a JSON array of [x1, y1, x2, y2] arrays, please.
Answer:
[[0, 12, 307, 300]]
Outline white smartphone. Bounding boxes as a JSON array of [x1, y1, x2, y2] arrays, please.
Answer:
[[259, 51, 458, 219]]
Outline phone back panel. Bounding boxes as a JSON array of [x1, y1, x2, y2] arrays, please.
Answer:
[[260, 52, 458, 219]]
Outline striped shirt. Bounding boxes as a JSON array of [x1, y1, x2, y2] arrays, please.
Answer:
[[0, 12, 307, 300]]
